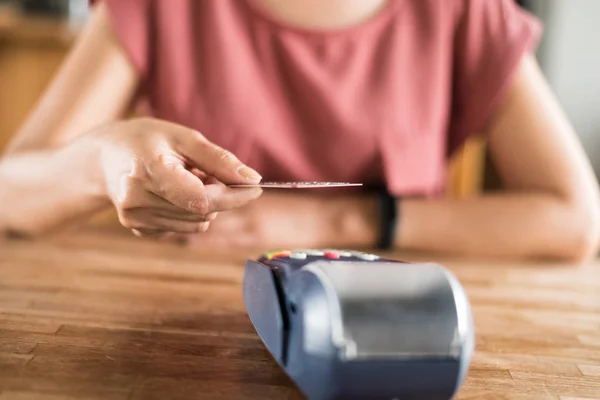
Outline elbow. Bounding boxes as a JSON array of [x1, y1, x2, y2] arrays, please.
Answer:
[[559, 201, 600, 264]]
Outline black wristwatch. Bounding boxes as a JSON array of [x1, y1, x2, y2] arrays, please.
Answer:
[[376, 189, 398, 250]]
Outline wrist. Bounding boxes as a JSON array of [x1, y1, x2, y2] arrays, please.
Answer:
[[65, 129, 111, 206], [334, 194, 379, 248]]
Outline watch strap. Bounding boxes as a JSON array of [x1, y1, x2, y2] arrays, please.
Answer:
[[377, 189, 398, 250]]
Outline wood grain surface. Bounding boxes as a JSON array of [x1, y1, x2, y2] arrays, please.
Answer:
[[1, 227, 599, 400]]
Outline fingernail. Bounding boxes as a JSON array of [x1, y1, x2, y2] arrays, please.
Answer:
[[205, 212, 218, 221], [199, 222, 210, 232], [237, 166, 262, 182]]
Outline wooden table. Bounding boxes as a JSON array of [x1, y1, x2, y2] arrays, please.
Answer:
[[1, 228, 600, 400]]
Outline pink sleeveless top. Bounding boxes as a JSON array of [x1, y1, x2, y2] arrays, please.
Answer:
[[103, 0, 541, 196]]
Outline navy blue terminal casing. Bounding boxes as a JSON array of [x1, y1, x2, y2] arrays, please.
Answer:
[[242, 250, 474, 400]]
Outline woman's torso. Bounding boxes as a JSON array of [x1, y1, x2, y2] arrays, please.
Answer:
[[104, 0, 542, 196]]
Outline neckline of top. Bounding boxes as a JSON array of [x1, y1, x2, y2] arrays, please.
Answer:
[[238, 0, 403, 37]]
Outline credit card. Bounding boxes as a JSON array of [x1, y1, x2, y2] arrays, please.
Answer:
[[228, 181, 363, 189]]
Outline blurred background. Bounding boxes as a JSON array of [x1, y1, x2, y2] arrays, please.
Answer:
[[0, 0, 598, 196]]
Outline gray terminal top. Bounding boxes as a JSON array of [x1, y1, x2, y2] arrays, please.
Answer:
[[243, 249, 474, 400]]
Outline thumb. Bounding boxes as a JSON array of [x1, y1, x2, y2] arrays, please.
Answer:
[[176, 129, 262, 185]]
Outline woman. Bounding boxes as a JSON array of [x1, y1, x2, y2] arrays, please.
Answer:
[[0, 0, 598, 262]]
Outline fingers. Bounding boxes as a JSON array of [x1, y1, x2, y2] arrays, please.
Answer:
[[148, 160, 263, 215], [133, 190, 219, 222], [205, 179, 264, 212], [201, 174, 264, 211], [172, 125, 262, 185], [131, 229, 171, 239], [127, 213, 211, 234], [205, 212, 218, 221], [142, 215, 210, 234], [132, 220, 210, 240], [152, 209, 218, 222], [189, 168, 209, 181], [147, 159, 212, 214]]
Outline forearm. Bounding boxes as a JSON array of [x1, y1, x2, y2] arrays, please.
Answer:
[[0, 138, 109, 237], [252, 189, 598, 262], [397, 193, 599, 262]]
